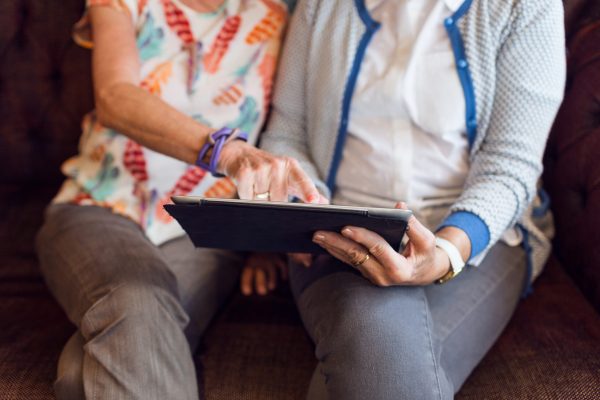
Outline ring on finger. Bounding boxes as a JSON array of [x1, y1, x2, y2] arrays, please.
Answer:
[[254, 191, 271, 201], [352, 252, 370, 269]]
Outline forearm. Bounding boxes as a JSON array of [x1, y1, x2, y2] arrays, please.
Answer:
[[95, 82, 212, 165], [89, 6, 212, 165]]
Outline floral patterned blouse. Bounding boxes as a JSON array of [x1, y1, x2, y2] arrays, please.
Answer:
[[53, 0, 289, 245]]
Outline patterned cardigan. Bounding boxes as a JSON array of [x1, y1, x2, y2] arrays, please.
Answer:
[[260, 0, 566, 284]]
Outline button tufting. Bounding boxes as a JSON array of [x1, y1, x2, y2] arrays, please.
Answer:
[[50, 69, 62, 82], [15, 4, 30, 48]]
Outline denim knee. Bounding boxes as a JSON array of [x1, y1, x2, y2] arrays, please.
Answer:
[[306, 283, 448, 399]]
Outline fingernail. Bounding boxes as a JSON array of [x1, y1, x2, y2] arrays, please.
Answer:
[[313, 234, 325, 243], [342, 227, 353, 236]]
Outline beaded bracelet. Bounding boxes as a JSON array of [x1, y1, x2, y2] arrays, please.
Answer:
[[195, 127, 248, 177]]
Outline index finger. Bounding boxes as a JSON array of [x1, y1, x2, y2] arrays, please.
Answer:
[[341, 226, 406, 271], [287, 161, 320, 203]]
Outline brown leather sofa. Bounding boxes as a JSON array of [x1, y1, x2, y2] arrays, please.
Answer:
[[1, 1, 599, 398]]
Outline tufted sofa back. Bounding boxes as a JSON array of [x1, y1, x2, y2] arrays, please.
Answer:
[[545, 0, 600, 309], [0, 0, 93, 185], [0, 0, 599, 308]]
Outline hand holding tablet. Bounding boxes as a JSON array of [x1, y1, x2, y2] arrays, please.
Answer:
[[164, 197, 412, 254]]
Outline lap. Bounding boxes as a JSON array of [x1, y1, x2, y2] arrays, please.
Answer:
[[291, 242, 527, 394], [36, 204, 242, 329], [425, 242, 527, 387]]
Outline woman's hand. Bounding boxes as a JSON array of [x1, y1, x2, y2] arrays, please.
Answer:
[[219, 140, 321, 203], [241, 253, 288, 296], [311, 203, 469, 286]]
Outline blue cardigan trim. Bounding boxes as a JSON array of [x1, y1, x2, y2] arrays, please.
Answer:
[[326, 0, 380, 192], [532, 188, 551, 218], [517, 224, 534, 298], [437, 211, 490, 260], [445, 0, 477, 147], [326, 0, 476, 192]]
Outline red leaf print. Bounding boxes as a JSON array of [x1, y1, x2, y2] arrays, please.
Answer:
[[155, 166, 207, 223], [172, 167, 206, 195], [258, 53, 276, 105], [161, 0, 194, 45], [123, 140, 148, 182], [213, 83, 244, 105], [245, 0, 287, 45], [203, 16, 242, 74], [205, 177, 237, 198], [140, 62, 173, 96], [138, 0, 148, 15]]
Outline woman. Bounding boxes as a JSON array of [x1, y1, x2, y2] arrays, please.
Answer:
[[232, 0, 566, 398], [35, 0, 315, 399]]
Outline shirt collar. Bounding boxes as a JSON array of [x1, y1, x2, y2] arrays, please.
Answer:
[[442, 0, 464, 13], [366, 0, 465, 13]]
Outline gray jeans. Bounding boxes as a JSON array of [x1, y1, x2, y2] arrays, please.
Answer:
[[291, 242, 527, 400], [37, 204, 527, 400], [36, 204, 243, 400]]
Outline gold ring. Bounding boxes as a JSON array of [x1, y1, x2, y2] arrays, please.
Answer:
[[255, 192, 271, 201], [353, 253, 370, 268]]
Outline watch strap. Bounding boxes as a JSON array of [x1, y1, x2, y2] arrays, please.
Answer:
[[434, 237, 466, 284]]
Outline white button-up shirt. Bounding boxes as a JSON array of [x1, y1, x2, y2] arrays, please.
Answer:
[[334, 0, 469, 231], [334, 0, 523, 248]]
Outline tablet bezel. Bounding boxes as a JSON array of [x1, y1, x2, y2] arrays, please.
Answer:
[[171, 196, 413, 220]]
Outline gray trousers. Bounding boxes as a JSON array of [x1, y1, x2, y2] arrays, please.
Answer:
[[37, 204, 527, 400], [291, 242, 527, 400], [36, 204, 243, 400]]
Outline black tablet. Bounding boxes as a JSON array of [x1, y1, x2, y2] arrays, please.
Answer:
[[164, 196, 412, 254]]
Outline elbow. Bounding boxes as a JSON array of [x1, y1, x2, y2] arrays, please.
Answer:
[[94, 83, 125, 129], [94, 85, 114, 128]]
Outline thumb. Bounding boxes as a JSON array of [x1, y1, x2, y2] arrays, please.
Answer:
[[405, 213, 435, 252]]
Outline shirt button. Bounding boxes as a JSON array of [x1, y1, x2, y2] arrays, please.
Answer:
[[444, 17, 454, 27], [467, 118, 477, 128], [457, 59, 468, 69]]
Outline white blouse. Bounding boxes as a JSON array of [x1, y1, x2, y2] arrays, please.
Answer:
[[334, 0, 469, 231]]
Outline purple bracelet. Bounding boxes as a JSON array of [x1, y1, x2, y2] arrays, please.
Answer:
[[195, 127, 248, 177]]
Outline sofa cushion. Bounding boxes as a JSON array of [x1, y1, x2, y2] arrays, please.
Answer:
[[457, 257, 600, 399]]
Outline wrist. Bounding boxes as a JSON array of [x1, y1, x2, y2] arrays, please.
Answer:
[[217, 139, 247, 176], [433, 246, 452, 281], [196, 127, 247, 177], [436, 226, 471, 262]]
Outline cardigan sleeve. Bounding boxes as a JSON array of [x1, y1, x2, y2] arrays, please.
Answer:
[[258, 0, 331, 198], [439, 0, 566, 259]]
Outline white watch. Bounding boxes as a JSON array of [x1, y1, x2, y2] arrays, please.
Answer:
[[434, 237, 466, 284]]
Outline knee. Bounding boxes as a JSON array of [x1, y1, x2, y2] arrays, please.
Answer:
[[313, 287, 443, 398], [321, 287, 428, 359], [80, 283, 190, 340], [54, 333, 85, 400]]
